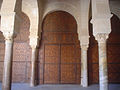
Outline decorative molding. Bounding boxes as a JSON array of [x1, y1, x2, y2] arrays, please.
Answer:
[[91, 14, 113, 24], [81, 44, 89, 51], [0, 12, 21, 36], [29, 36, 40, 49], [2, 31, 15, 42], [95, 33, 109, 43]]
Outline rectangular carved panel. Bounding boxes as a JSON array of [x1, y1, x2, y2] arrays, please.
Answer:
[[60, 45, 80, 84], [61, 64, 76, 84], [61, 45, 75, 59], [44, 64, 59, 84], [45, 45, 60, 64], [45, 45, 60, 57], [12, 62, 26, 82], [44, 45, 60, 84]]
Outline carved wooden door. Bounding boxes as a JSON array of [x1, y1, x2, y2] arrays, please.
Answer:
[[44, 44, 60, 84], [43, 44, 81, 84], [40, 11, 81, 84]]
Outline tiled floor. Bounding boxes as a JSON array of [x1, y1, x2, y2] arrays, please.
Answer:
[[0, 83, 120, 90]]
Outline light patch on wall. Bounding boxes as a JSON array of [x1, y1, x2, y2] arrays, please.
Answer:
[[32, 8, 38, 16]]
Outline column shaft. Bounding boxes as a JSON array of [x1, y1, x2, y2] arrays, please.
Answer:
[[98, 42, 108, 90], [81, 46, 88, 87], [30, 48, 37, 87], [2, 40, 13, 90]]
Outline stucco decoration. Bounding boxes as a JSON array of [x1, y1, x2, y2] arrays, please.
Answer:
[[95, 33, 109, 43]]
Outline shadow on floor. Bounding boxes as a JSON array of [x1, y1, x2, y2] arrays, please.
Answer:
[[0, 83, 120, 90]]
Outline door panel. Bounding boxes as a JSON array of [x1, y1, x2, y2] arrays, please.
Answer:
[[44, 45, 60, 84], [61, 45, 77, 84], [44, 64, 59, 84], [41, 11, 80, 84], [45, 45, 60, 57], [61, 64, 76, 84], [44, 44, 80, 84]]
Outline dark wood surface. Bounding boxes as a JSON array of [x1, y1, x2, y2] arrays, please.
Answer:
[[39, 11, 81, 84]]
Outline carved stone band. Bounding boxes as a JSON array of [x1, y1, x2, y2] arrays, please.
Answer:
[[81, 44, 89, 51], [3, 32, 15, 42], [95, 33, 109, 43]]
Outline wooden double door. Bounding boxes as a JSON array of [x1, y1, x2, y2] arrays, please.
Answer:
[[40, 11, 81, 84], [44, 44, 80, 84]]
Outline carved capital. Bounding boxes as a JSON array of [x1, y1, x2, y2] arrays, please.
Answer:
[[1, 12, 20, 35], [3, 31, 15, 42], [81, 44, 89, 51], [95, 33, 109, 43], [29, 36, 40, 49]]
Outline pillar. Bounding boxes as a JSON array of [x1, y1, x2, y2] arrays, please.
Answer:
[[81, 44, 88, 87], [0, 0, 21, 89], [30, 47, 37, 87], [95, 33, 109, 90], [29, 36, 39, 87], [1, 11, 20, 90], [2, 34, 14, 90]]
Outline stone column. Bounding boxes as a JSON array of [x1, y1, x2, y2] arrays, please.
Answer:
[[29, 36, 39, 87], [2, 34, 14, 90], [30, 47, 37, 87], [0, 2, 20, 89], [81, 44, 88, 87], [95, 33, 109, 90]]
